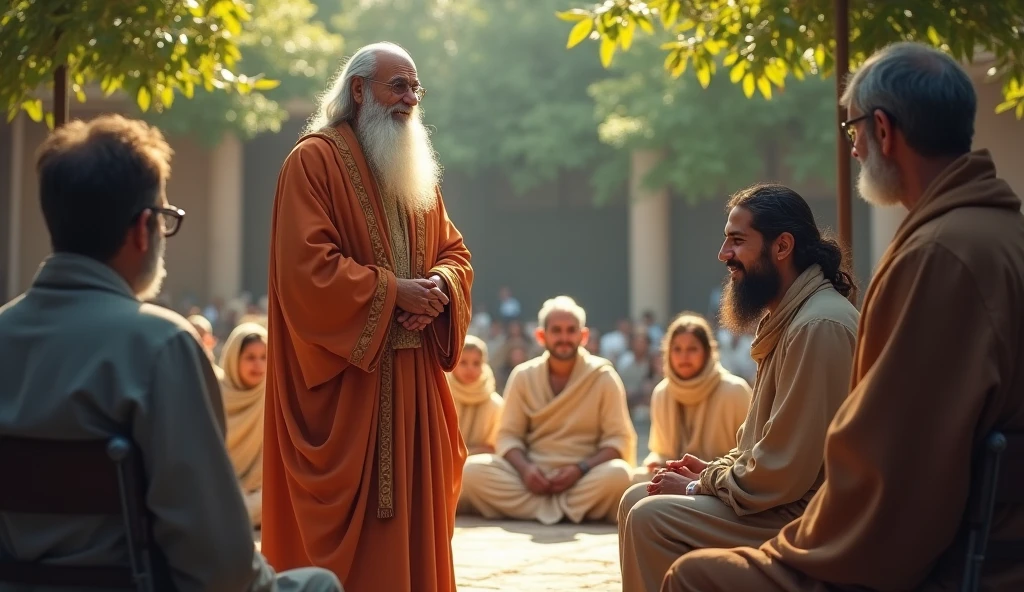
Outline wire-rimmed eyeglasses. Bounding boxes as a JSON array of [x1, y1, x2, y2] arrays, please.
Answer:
[[363, 77, 427, 101]]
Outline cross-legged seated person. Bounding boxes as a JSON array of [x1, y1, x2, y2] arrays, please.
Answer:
[[460, 296, 637, 525], [618, 184, 859, 592], [633, 312, 751, 484]]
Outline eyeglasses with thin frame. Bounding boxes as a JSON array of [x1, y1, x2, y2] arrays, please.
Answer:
[[138, 206, 186, 238], [362, 77, 427, 101], [841, 107, 897, 145]]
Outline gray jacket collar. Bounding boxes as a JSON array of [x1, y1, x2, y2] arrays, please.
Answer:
[[31, 253, 138, 302]]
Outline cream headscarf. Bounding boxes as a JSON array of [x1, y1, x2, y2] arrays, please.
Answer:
[[446, 335, 497, 406], [218, 322, 268, 493], [661, 314, 731, 452]]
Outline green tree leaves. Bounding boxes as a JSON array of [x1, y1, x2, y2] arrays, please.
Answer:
[[1, 0, 260, 124], [559, 0, 1024, 117]]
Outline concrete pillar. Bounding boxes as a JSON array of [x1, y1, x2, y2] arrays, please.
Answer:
[[868, 205, 906, 274], [628, 149, 670, 323], [207, 134, 244, 302], [6, 115, 25, 301]]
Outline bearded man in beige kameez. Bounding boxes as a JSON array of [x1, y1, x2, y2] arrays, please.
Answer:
[[460, 296, 636, 525], [618, 184, 860, 592]]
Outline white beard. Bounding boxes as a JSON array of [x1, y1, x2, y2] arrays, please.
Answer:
[[355, 93, 442, 213], [857, 135, 903, 207], [136, 234, 167, 302]]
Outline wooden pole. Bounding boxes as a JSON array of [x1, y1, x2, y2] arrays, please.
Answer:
[[834, 0, 852, 258], [53, 65, 69, 129]]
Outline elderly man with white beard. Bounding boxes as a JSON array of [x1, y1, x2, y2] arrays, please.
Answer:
[[262, 42, 474, 592], [662, 42, 1024, 592]]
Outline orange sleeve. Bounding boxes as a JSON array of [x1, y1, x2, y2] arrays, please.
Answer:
[[427, 191, 473, 371], [272, 140, 397, 387]]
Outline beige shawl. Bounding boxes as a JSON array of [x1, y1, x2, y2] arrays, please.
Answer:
[[497, 349, 637, 468], [699, 265, 859, 517], [644, 355, 751, 465], [447, 364, 504, 451], [218, 322, 267, 494]]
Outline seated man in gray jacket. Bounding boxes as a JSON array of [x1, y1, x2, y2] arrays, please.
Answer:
[[0, 115, 341, 592]]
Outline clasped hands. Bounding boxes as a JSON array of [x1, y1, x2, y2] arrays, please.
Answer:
[[395, 275, 449, 331], [646, 454, 708, 496], [520, 463, 582, 495]]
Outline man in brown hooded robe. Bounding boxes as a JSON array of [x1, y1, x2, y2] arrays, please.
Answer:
[[666, 41, 1024, 592]]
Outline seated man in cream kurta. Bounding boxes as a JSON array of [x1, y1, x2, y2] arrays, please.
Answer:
[[460, 296, 637, 525], [618, 184, 860, 592]]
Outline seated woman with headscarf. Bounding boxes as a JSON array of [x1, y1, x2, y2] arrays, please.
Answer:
[[447, 335, 504, 457], [218, 322, 268, 527], [634, 313, 752, 483]]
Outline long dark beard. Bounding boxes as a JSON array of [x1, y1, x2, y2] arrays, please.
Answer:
[[718, 248, 780, 334]]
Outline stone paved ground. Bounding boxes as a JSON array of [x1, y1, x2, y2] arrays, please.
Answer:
[[451, 416, 647, 591], [453, 517, 620, 592], [254, 418, 648, 591]]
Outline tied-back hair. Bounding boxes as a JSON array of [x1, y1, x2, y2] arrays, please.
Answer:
[[728, 183, 856, 298]]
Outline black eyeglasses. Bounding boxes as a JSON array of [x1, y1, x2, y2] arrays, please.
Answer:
[[138, 206, 186, 237], [363, 77, 426, 101], [841, 107, 897, 144]]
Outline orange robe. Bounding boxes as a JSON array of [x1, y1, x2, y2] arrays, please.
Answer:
[[262, 122, 473, 592]]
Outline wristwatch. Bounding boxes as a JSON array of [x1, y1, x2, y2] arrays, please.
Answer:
[[685, 480, 699, 495], [576, 460, 591, 476]]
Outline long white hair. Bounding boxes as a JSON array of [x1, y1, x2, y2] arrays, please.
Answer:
[[303, 42, 413, 135], [305, 42, 441, 212]]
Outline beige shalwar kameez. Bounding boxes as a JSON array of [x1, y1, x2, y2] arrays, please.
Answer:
[[618, 266, 858, 592]]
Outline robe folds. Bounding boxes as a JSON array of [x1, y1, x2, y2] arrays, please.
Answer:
[[665, 150, 1024, 592], [460, 350, 637, 525], [262, 123, 473, 592], [619, 265, 859, 592]]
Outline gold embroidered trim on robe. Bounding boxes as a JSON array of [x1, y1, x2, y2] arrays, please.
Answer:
[[384, 190, 422, 349], [314, 126, 397, 519], [387, 208, 427, 349], [316, 127, 393, 365], [428, 264, 468, 365]]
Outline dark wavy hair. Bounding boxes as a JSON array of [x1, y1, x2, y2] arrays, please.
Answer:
[[727, 183, 856, 298]]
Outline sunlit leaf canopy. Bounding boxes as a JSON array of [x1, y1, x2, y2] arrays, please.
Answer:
[[1, 0, 270, 127], [1, 0, 343, 140], [558, 0, 1024, 117]]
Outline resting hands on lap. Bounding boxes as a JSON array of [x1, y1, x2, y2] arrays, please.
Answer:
[[548, 465, 584, 494]]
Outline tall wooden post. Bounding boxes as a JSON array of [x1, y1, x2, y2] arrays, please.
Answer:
[[53, 65, 69, 129], [834, 0, 852, 258]]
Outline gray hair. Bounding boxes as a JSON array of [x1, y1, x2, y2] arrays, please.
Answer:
[[304, 42, 415, 135], [841, 42, 976, 158], [538, 295, 587, 329]]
